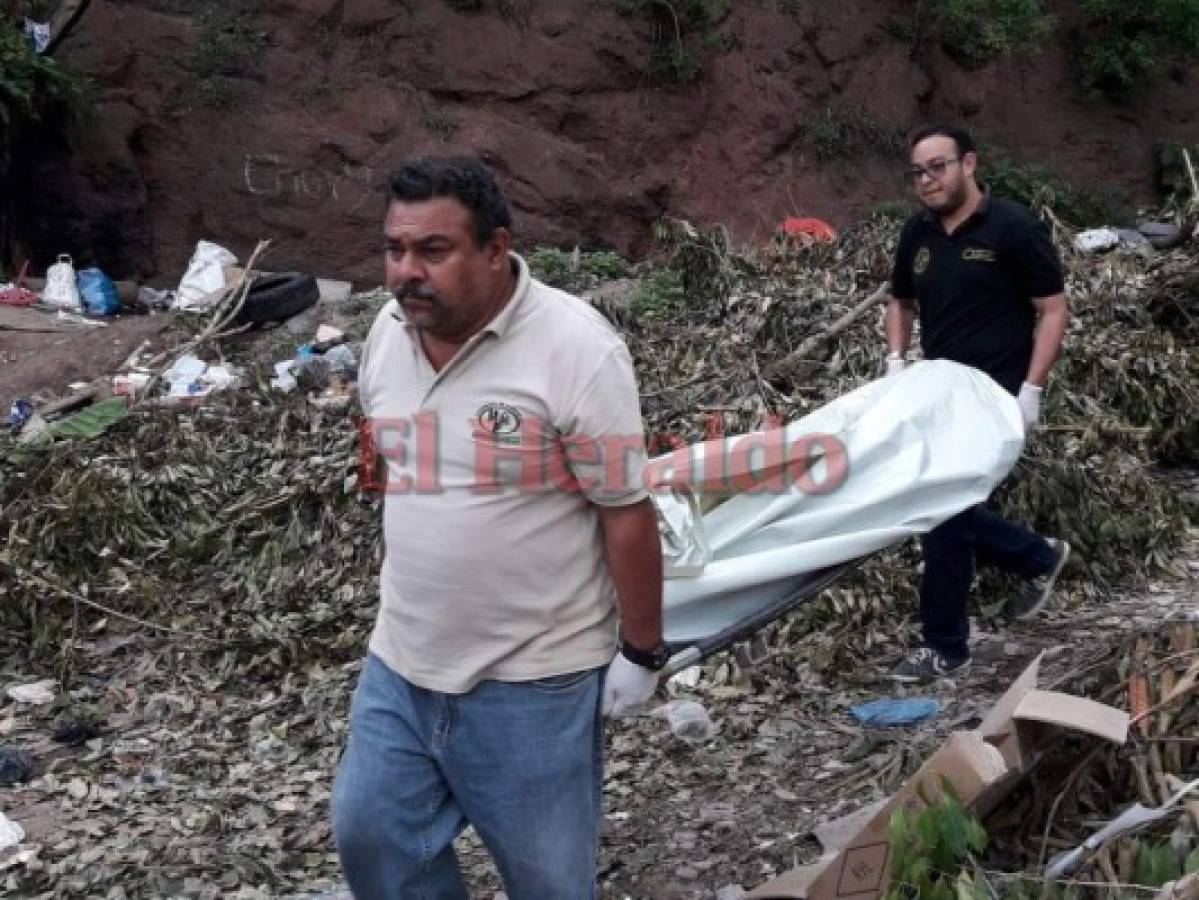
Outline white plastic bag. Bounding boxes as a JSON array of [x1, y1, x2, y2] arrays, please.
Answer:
[[43, 254, 82, 311], [174, 241, 238, 311]]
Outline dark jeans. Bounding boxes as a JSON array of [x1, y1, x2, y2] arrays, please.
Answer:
[[920, 505, 1057, 660]]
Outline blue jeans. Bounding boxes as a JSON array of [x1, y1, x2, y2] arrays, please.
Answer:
[[920, 504, 1057, 660], [331, 654, 604, 900]]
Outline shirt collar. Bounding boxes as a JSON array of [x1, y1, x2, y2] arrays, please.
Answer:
[[387, 252, 531, 339]]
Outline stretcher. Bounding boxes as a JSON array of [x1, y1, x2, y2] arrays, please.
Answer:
[[651, 360, 1026, 674]]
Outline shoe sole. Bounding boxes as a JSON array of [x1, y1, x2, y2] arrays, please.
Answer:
[[1014, 541, 1072, 621], [888, 660, 971, 684]]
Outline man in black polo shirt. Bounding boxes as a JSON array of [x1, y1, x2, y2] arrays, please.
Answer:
[[884, 124, 1072, 683]]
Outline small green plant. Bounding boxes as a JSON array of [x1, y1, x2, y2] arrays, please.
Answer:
[[0, 16, 87, 265], [630, 267, 687, 319], [608, 0, 733, 82], [927, 0, 1055, 65], [526, 246, 632, 293], [173, 3, 269, 109], [807, 102, 906, 163], [1075, 0, 1199, 97], [1130, 837, 1199, 887], [1154, 141, 1199, 205], [885, 781, 988, 899], [979, 149, 1125, 228]]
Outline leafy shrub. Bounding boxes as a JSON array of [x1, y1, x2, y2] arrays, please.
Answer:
[[1076, 0, 1199, 96], [922, 0, 1055, 65], [0, 18, 85, 146], [526, 246, 631, 293], [807, 103, 907, 163], [608, 0, 733, 81], [885, 781, 988, 899], [978, 150, 1126, 228]]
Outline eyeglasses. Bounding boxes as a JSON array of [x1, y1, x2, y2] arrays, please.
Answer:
[[904, 157, 961, 185]]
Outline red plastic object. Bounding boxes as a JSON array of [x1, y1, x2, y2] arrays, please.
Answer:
[[0, 261, 38, 307], [779, 217, 838, 243]]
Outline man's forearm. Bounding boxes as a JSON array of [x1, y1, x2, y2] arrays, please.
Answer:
[[598, 498, 663, 650], [1025, 296, 1069, 386], [885, 298, 915, 355]]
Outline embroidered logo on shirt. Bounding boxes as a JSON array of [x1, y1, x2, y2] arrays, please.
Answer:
[[962, 247, 996, 262], [913, 246, 931, 275], [476, 402, 523, 443]]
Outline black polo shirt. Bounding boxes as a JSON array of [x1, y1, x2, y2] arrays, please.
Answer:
[[889, 193, 1064, 395]]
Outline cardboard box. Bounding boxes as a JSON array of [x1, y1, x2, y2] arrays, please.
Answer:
[[746, 654, 1129, 899]]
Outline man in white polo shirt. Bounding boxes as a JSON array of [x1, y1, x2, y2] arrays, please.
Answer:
[[332, 157, 666, 899]]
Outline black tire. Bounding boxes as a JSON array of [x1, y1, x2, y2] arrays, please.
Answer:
[[236, 272, 319, 325]]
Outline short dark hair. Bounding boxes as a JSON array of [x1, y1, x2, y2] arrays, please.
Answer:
[[909, 124, 976, 158], [388, 156, 513, 246]]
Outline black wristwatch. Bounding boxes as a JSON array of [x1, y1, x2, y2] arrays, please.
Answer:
[[620, 638, 672, 672]]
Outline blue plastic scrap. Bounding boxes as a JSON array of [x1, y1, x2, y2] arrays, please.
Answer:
[[850, 696, 940, 726]]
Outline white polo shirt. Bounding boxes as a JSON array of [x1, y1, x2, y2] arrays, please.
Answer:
[[358, 254, 650, 693]]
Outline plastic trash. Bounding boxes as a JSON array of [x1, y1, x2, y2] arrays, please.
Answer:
[[272, 360, 299, 393], [137, 286, 175, 308], [6, 679, 56, 705], [24, 19, 50, 54], [779, 216, 838, 243], [175, 241, 237, 311], [0, 747, 34, 786], [850, 696, 940, 726], [323, 343, 357, 376], [651, 699, 715, 742], [0, 811, 25, 851], [76, 267, 121, 316], [1073, 228, 1120, 255], [43, 254, 82, 311], [5, 399, 33, 430]]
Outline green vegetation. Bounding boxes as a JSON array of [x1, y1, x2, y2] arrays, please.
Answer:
[[978, 149, 1125, 228], [1154, 141, 1199, 204], [526, 246, 631, 293], [807, 102, 907, 163], [924, 0, 1055, 65], [1075, 0, 1199, 97], [0, 16, 87, 266], [173, 3, 269, 109], [885, 783, 988, 899], [608, 0, 733, 82]]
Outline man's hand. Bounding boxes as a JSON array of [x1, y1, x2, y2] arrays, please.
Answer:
[[602, 652, 659, 716], [1017, 382, 1042, 428]]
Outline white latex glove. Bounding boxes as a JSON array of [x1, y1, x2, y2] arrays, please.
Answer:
[[885, 354, 906, 377], [602, 653, 659, 717], [1017, 382, 1043, 428]]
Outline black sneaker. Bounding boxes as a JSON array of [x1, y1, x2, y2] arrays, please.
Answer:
[[888, 647, 970, 683], [1009, 538, 1071, 620]]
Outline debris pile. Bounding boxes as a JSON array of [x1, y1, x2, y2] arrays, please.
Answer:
[[0, 208, 1196, 895]]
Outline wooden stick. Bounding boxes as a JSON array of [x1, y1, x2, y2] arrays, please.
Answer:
[[767, 283, 889, 378], [1183, 148, 1199, 214]]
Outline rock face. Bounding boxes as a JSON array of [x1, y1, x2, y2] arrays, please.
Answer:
[[13, 0, 1199, 284]]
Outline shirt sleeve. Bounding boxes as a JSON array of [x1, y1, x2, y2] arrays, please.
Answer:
[[1006, 209, 1065, 299], [559, 345, 650, 507], [889, 216, 918, 301]]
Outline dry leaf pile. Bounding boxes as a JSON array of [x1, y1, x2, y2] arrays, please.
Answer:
[[0, 210, 1196, 897]]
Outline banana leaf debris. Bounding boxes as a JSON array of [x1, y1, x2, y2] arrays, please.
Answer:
[[1, 211, 1198, 897]]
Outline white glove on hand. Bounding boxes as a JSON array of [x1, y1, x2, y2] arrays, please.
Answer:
[[885, 354, 906, 377], [602, 653, 659, 717], [1017, 382, 1043, 428]]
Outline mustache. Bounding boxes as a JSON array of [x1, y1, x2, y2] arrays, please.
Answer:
[[395, 282, 439, 303]]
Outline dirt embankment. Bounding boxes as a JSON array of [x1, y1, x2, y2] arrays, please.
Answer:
[[12, 0, 1199, 284]]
